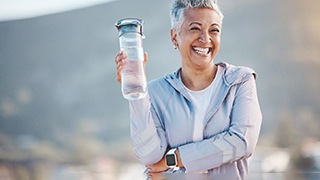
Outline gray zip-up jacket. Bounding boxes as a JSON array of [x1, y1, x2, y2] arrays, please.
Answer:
[[129, 62, 262, 178]]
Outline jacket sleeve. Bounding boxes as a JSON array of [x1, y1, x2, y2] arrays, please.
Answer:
[[129, 95, 168, 165], [178, 75, 262, 172]]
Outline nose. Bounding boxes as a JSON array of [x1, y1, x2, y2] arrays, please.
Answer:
[[198, 32, 211, 43]]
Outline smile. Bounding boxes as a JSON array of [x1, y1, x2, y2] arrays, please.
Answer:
[[192, 47, 212, 55]]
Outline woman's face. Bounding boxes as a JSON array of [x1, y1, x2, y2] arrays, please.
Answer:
[[171, 8, 222, 70]]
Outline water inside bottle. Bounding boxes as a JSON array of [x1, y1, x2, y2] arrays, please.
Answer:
[[121, 59, 147, 100]]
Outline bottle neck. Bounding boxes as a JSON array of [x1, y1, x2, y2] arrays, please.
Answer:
[[119, 32, 143, 48]]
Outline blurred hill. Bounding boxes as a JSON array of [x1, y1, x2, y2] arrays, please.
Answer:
[[0, 0, 320, 165]]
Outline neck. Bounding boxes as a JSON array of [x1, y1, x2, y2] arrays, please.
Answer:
[[181, 64, 217, 91]]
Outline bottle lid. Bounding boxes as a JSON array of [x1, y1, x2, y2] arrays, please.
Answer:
[[115, 18, 144, 37]]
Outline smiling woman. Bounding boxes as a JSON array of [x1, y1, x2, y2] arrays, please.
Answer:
[[0, 0, 117, 21], [114, 0, 262, 179]]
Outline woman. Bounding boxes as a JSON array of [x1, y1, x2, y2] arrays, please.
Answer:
[[115, 0, 262, 179]]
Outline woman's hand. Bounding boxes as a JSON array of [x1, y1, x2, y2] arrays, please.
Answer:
[[115, 50, 148, 83], [146, 156, 169, 173], [146, 148, 184, 173]]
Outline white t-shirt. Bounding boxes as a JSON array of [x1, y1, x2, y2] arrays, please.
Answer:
[[179, 66, 223, 142]]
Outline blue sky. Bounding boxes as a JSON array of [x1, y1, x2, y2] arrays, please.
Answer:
[[0, 0, 117, 21]]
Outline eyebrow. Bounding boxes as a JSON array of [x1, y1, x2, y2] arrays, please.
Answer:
[[189, 22, 221, 28]]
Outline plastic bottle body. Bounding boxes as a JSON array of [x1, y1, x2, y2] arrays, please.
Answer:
[[119, 32, 147, 100]]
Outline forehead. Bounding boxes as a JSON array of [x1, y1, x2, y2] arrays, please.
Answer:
[[182, 8, 222, 26]]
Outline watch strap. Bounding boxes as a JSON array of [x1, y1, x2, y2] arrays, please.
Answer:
[[167, 148, 176, 155]]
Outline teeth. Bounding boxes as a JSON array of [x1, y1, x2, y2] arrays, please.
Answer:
[[193, 47, 210, 54]]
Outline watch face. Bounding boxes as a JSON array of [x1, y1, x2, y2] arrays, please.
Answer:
[[166, 154, 176, 166]]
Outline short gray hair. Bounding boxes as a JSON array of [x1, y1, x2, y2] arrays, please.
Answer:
[[170, 0, 224, 30]]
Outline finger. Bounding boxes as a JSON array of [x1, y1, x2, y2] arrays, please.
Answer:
[[116, 70, 122, 83], [147, 167, 155, 173], [143, 52, 148, 69], [115, 51, 121, 66], [115, 51, 127, 65], [115, 51, 127, 83], [116, 57, 126, 70], [116, 63, 125, 83], [147, 173, 154, 179], [144, 52, 148, 63], [145, 164, 155, 173]]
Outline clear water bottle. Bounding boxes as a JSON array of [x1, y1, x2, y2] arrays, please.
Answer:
[[115, 18, 147, 100]]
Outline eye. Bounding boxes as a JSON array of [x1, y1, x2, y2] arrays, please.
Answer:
[[210, 28, 220, 33], [190, 27, 200, 31]]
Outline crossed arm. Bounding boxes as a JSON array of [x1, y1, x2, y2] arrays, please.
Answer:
[[129, 75, 262, 173]]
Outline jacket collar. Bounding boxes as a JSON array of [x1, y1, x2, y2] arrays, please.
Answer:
[[164, 61, 256, 91]]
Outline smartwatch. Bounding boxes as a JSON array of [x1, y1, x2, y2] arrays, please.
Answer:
[[165, 148, 177, 168]]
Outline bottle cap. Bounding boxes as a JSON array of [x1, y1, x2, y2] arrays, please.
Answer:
[[115, 18, 144, 37]]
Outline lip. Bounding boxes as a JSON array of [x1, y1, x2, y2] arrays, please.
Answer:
[[192, 46, 212, 56]]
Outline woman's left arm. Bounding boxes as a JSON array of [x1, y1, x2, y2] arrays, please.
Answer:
[[177, 74, 262, 172]]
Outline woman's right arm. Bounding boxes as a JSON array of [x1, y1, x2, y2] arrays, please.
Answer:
[[129, 96, 168, 165], [115, 51, 168, 165]]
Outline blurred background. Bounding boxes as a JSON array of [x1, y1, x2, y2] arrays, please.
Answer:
[[0, 0, 319, 179]]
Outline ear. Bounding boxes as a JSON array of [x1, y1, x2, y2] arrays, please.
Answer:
[[170, 28, 178, 46]]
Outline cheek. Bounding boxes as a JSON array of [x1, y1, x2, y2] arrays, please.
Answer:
[[177, 31, 196, 46], [177, 34, 189, 45], [177, 38, 192, 52], [211, 35, 220, 43], [212, 37, 221, 48]]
